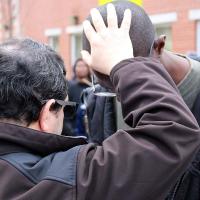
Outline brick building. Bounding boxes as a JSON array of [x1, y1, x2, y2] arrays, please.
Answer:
[[145, 0, 200, 57], [0, 0, 200, 79]]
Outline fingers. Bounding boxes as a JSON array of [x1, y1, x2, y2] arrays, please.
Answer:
[[120, 9, 132, 31], [83, 20, 97, 42], [81, 50, 92, 67], [107, 4, 118, 28], [87, 5, 131, 35], [90, 8, 106, 32]]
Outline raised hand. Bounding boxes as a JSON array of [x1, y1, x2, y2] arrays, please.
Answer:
[[81, 4, 133, 75]]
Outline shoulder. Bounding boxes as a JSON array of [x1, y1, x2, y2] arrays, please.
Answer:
[[0, 145, 83, 186]]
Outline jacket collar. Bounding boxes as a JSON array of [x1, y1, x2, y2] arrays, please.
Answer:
[[0, 122, 87, 156]]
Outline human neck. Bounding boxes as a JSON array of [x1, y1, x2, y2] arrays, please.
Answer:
[[160, 50, 191, 85]]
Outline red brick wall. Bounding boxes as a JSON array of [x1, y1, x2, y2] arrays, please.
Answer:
[[143, 0, 200, 53], [0, 0, 12, 41], [19, 0, 97, 79]]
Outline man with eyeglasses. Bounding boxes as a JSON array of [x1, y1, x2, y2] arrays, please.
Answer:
[[0, 4, 199, 200]]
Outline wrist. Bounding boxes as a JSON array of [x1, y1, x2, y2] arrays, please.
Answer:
[[107, 57, 133, 75]]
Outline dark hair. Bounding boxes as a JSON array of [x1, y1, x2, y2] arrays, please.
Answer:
[[72, 58, 91, 81], [82, 1, 155, 57], [72, 58, 84, 79], [0, 38, 67, 125]]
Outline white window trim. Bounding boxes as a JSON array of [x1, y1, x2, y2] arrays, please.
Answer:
[[71, 35, 77, 66], [197, 21, 200, 56], [66, 24, 83, 35], [189, 9, 200, 21], [66, 24, 83, 65], [150, 12, 177, 25], [45, 28, 62, 37], [189, 10, 200, 55]]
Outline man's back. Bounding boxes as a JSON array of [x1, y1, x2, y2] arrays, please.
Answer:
[[0, 123, 86, 199]]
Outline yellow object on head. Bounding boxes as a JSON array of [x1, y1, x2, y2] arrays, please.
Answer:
[[98, 0, 142, 6]]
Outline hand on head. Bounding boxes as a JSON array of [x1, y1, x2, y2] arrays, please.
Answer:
[[81, 4, 133, 75]]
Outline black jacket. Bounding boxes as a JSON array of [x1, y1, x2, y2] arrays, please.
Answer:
[[0, 57, 200, 200]]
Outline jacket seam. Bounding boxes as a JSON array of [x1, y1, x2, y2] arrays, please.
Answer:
[[75, 145, 85, 200], [0, 157, 74, 186]]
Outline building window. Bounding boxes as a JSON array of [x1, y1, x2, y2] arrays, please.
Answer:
[[66, 24, 83, 65], [48, 36, 59, 52], [155, 25, 172, 51], [188, 9, 200, 55], [71, 34, 82, 65], [44, 28, 61, 52], [149, 12, 177, 51]]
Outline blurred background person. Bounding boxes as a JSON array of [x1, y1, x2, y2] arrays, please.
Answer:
[[62, 58, 91, 137]]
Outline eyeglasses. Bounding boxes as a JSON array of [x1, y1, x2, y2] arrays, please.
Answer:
[[41, 99, 78, 119]]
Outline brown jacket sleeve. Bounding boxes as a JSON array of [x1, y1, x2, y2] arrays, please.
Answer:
[[77, 57, 200, 200]]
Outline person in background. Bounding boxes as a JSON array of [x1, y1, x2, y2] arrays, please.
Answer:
[[69, 58, 92, 103], [62, 58, 91, 136]]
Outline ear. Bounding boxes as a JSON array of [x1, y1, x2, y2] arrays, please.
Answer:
[[152, 35, 166, 58], [38, 99, 57, 133]]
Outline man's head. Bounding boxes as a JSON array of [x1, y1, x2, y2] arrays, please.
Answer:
[[83, 1, 156, 58], [82, 1, 163, 89], [0, 38, 67, 134]]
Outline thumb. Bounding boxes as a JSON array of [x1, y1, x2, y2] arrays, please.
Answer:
[[81, 50, 92, 66]]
